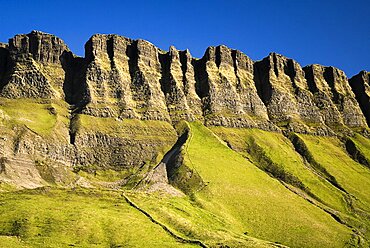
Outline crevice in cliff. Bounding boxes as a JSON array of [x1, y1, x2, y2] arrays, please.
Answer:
[[231, 50, 242, 89], [349, 72, 370, 126], [192, 57, 210, 117], [253, 59, 273, 106], [127, 40, 139, 78], [303, 66, 319, 93], [284, 59, 300, 94], [158, 52, 171, 98], [0, 47, 9, 91], [284, 59, 296, 84], [126, 40, 142, 103], [106, 36, 115, 70], [272, 53, 279, 78], [60, 51, 89, 145], [179, 51, 188, 93], [323, 67, 341, 106], [215, 46, 221, 68], [344, 138, 370, 169], [27, 32, 40, 62], [158, 51, 175, 122], [61, 51, 89, 107]]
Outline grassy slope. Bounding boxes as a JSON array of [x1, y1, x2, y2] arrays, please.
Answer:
[[0, 97, 69, 138], [350, 133, 370, 162], [0, 188, 196, 248], [78, 114, 176, 142], [300, 134, 370, 213], [180, 123, 352, 248], [129, 192, 275, 247], [1, 99, 368, 248], [210, 127, 349, 215], [299, 134, 370, 241]]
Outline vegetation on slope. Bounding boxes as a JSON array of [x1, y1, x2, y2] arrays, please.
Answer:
[[0, 188, 197, 248], [0, 98, 69, 137], [211, 126, 370, 245], [1, 119, 369, 247], [178, 123, 354, 247]]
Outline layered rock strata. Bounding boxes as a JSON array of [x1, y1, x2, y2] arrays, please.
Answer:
[[1, 31, 68, 98], [0, 31, 369, 188], [254, 53, 329, 134], [303, 65, 367, 128], [193, 46, 275, 130]]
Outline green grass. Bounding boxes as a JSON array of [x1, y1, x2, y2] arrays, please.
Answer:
[[210, 127, 349, 214], [129, 192, 276, 247], [179, 122, 353, 248], [0, 98, 69, 137], [299, 134, 370, 214], [78, 115, 176, 142], [300, 135, 370, 220], [350, 133, 370, 162], [0, 188, 196, 248], [1, 110, 369, 247]]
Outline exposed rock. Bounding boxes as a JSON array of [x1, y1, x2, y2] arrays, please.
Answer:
[[193, 46, 276, 130], [1, 31, 69, 98], [179, 49, 204, 119], [303, 65, 367, 128], [349, 71, 370, 126], [83, 34, 170, 121], [0, 30, 369, 190], [9, 30, 68, 64], [254, 53, 329, 134], [73, 119, 177, 170], [83, 34, 136, 118], [159, 46, 202, 123]]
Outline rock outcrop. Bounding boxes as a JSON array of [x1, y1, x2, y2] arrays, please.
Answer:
[[1, 31, 68, 98], [303, 65, 367, 128], [159, 46, 203, 123], [349, 71, 370, 126], [0, 31, 369, 189], [254, 53, 329, 134], [193, 46, 275, 130]]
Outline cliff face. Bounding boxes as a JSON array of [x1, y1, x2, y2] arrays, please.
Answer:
[[1, 31, 68, 99], [349, 71, 370, 126], [0, 31, 369, 189], [303, 65, 367, 128], [193, 45, 274, 129], [254, 53, 327, 134]]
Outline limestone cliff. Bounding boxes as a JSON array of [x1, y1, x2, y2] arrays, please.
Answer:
[[349, 71, 370, 126], [1, 31, 68, 99], [254, 53, 330, 134], [0, 31, 369, 189], [193, 46, 275, 130], [303, 65, 367, 128]]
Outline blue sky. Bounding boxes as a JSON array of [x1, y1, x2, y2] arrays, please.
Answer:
[[0, 0, 369, 77]]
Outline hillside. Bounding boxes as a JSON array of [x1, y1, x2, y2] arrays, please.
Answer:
[[0, 31, 369, 247]]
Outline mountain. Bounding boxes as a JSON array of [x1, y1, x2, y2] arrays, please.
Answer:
[[0, 31, 369, 247]]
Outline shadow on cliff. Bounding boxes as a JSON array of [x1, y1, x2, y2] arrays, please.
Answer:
[[0, 47, 10, 92], [60, 51, 90, 144], [60, 51, 90, 110]]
